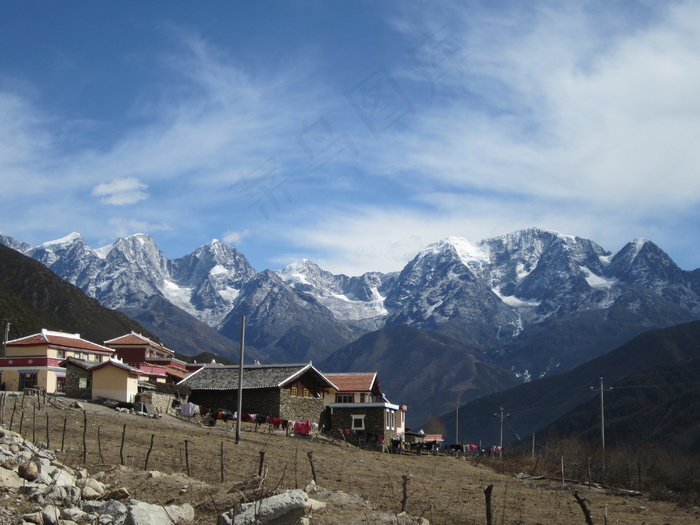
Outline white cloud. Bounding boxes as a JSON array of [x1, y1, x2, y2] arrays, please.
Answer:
[[385, 1, 700, 214], [223, 230, 249, 244], [92, 177, 148, 205]]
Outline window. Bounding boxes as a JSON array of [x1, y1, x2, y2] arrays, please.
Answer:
[[290, 387, 298, 397], [79, 377, 92, 390], [386, 409, 395, 430], [303, 388, 310, 398], [335, 394, 354, 403], [351, 414, 365, 430], [57, 350, 66, 359]]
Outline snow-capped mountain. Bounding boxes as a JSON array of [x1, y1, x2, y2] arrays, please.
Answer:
[[2, 227, 700, 379], [277, 259, 392, 329]]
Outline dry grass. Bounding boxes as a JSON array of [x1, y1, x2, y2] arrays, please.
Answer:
[[2, 394, 697, 524]]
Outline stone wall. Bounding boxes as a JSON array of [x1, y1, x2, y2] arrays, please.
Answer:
[[329, 406, 398, 441], [278, 388, 324, 423], [136, 391, 175, 414], [188, 388, 325, 423], [64, 366, 91, 399]]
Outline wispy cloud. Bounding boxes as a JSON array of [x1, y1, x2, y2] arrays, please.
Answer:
[[288, 1, 700, 273], [92, 177, 148, 205]]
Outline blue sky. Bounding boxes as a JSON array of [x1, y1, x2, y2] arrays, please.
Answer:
[[2, 1, 700, 275]]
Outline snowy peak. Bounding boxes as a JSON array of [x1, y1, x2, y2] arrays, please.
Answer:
[[277, 259, 389, 323], [607, 238, 683, 286], [0, 233, 31, 253], [419, 237, 491, 270], [277, 259, 341, 293], [40, 232, 84, 249]]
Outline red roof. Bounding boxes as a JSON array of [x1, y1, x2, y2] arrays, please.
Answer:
[[163, 366, 188, 380], [104, 332, 173, 355], [8, 329, 114, 354], [324, 372, 378, 393]]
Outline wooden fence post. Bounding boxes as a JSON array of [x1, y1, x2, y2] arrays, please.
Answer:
[[145, 434, 155, 470], [185, 440, 190, 477], [484, 484, 494, 525], [307, 451, 317, 484], [220, 442, 225, 483], [120, 424, 127, 466], [573, 491, 595, 525], [258, 450, 266, 477], [45, 413, 50, 448], [32, 402, 37, 443], [98, 426, 104, 464], [82, 410, 88, 463], [9, 398, 17, 432], [61, 417, 67, 453], [401, 474, 412, 513]]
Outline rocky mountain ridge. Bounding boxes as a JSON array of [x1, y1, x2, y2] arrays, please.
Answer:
[[2, 228, 699, 382]]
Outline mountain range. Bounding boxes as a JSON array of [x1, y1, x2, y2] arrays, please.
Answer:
[[2, 227, 700, 427]]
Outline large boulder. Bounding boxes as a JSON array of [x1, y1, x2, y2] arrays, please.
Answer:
[[219, 489, 308, 525], [124, 500, 195, 525]]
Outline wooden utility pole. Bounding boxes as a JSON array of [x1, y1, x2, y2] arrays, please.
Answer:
[[493, 407, 509, 459], [455, 403, 459, 446], [591, 377, 612, 472], [1, 319, 10, 358], [235, 316, 246, 445]]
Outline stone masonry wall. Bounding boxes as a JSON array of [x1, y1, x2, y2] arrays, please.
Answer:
[[278, 388, 325, 424], [330, 406, 398, 441], [188, 388, 325, 424], [136, 392, 175, 414], [64, 367, 91, 399]]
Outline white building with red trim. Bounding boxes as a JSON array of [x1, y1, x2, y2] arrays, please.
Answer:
[[0, 329, 114, 393]]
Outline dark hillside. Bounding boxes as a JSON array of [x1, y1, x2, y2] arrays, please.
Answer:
[[319, 325, 519, 429], [539, 357, 700, 453], [0, 244, 155, 343], [441, 319, 700, 447]]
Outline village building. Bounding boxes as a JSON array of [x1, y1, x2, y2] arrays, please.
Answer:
[[178, 363, 337, 424], [60, 356, 143, 403], [0, 329, 114, 393], [104, 332, 189, 384], [322, 372, 408, 444]]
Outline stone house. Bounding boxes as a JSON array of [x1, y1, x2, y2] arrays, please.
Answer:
[[322, 372, 408, 444], [178, 363, 337, 424]]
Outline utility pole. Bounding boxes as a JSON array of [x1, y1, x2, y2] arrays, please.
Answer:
[[455, 403, 459, 445], [493, 407, 509, 459], [591, 377, 612, 473], [235, 316, 246, 445], [1, 319, 9, 358]]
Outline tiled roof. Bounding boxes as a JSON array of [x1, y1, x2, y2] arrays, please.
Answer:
[[59, 356, 142, 374], [324, 372, 377, 393], [90, 358, 143, 375], [104, 332, 173, 355], [8, 329, 114, 354], [164, 366, 188, 380], [179, 363, 337, 391], [58, 357, 94, 370]]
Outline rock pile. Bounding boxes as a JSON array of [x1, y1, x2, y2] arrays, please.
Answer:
[[1, 425, 429, 524], [0, 427, 193, 524]]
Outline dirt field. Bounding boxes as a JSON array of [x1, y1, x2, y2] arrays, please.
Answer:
[[1, 394, 697, 524]]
